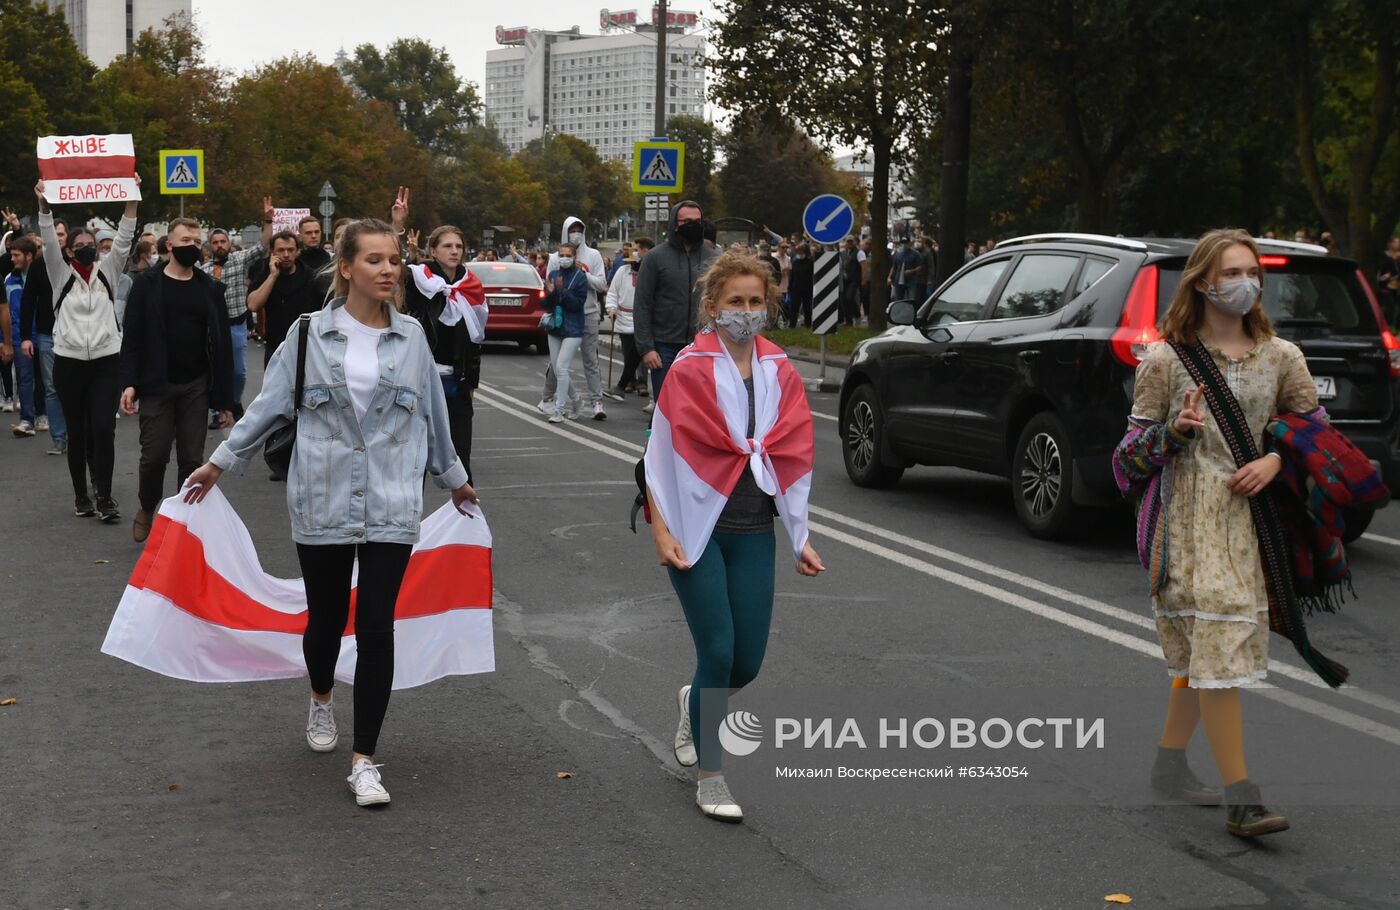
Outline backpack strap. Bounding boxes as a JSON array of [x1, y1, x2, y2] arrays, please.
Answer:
[[54, 271, 116, 313], [292, 314, 311, 418]]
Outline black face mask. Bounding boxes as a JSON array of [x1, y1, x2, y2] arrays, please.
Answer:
[[72, 246, 97, 267], [172, 244, 202, 268], [675, 220, 703, 244]]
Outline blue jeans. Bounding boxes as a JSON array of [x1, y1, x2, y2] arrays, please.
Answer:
[[229, 321, 247, 412], [648, 341, 686, 401], [546, 334, 583, 413], [15, 344, 39, 421], [36, 334, 66, 446]]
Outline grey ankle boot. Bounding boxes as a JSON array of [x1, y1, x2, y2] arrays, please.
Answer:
[[1150, 746, 1222, 805]]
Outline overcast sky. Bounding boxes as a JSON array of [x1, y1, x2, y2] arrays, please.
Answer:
[[192, 0, 722, 93]]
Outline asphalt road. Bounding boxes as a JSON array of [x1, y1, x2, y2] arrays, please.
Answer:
[[3, 334, 1399, 910]]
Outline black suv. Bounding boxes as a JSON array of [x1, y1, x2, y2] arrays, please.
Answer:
[[839, 233, 1400, 540]]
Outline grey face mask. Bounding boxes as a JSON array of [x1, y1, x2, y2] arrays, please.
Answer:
[[567, 231, 584, 246], [715, 309, 767, 344], [1203, 277, 1261, 316]]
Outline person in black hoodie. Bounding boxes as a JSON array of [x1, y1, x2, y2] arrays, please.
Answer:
[[632, 200, 719, 399], [403, 225, 485, 483], [119, 217, 235, 542]]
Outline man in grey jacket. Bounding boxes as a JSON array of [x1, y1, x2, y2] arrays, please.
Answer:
[[633, 200, 718, 399]]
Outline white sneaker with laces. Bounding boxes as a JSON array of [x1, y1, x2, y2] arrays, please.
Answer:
[[548, 410, 566, 424], [536, 399, 553, 416], [592, 401, 607, 420], [12, 420, 35, 437], [36, 415, 49, 432], [347, 759, 390, 806], [643, 401, 655, 415], [0, 398, 12, 413], [306, 697, 338, 752], [567, 399, 582, 420], [674, 684, 697, 767], [696, 775, 743, 822]]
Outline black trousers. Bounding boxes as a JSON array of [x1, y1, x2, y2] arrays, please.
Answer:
[[137, 376, 210, 513], [616, 333, 645, 391], [443, 377, 473, 485], [296, 541, 412, 756], [52, 354, 121, 501], [791, 288, 813, 328]]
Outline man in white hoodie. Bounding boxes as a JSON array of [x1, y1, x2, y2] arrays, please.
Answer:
[[539, 216, 610, 419]]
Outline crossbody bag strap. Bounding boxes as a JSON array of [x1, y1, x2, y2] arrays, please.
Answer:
[[293, 314, 311, 425], [1167, 338, 1349, 688]]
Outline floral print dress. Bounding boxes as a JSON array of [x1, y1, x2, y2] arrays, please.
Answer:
[[1130, 337, 1318, 687]]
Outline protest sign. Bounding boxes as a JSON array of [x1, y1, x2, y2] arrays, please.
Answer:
[[272, 208, 311, 234], [37, 134, 140, 204]]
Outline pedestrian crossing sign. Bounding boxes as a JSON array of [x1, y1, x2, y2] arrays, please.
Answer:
[[159, 149, 204, 195], [631, 140, 685, 193]]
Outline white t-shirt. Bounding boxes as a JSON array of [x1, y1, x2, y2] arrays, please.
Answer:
[[333, 306, 388, 424]]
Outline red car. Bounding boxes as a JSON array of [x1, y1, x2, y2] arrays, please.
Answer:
[[466, 261, 548, 352]]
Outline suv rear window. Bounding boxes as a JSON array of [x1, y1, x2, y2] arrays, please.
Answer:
[[1156, 259, 1377, 334]]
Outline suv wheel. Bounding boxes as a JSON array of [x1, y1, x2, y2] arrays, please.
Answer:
[[842, 385, 903, 488], [1012, 412, 1081, 539], [1341, 507, 1374, 545]]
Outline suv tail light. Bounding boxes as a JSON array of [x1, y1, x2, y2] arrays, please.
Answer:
[[1356, 268, 1400, 378], [1111, 265, 1160, 368]]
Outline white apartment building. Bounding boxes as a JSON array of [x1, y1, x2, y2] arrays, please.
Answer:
[[485, 25, 706, 168], [38, 0, 191, 67]]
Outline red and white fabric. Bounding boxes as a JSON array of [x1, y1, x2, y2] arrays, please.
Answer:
[[101, 488, 494, 689], [644, 329, 814, 564], [407, 263, 488, 343]]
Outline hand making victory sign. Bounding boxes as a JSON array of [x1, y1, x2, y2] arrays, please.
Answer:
[[1172, 384, 1206, 435]]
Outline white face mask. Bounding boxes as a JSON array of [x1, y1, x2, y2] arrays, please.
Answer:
[[1203, 277, 1261, 316], [558, 257, 575, 269], [568, 231, 584, 246], [714, 308, 767, 344]]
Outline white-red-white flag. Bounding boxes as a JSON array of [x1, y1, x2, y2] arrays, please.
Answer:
[[37, 134, 141, 204], [643, 329, 814, 565], [101, 488, 494, 689]]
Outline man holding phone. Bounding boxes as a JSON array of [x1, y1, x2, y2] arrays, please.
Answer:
[[247, 230, 320, 368]]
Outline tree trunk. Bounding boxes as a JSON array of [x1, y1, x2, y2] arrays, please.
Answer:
[[868, 129, 892, 331], [937, 43, 974, 288]]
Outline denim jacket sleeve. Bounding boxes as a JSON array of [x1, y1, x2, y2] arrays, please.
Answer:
[[209, 319, 300, 474], [419, 336, 468, 489]]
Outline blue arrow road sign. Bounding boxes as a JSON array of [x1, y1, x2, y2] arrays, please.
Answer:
[[802, 194, 854, 245]]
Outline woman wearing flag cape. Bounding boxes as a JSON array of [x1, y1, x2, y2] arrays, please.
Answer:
[[181, 219, 478, 808], [643, 251, 825, 822]]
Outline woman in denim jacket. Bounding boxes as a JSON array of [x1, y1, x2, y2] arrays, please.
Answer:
[[184, 219, 477, 808]]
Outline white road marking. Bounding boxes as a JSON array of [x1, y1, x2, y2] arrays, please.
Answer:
[[475, 383, 1400, 744], [1361, 532, 1400, 547]]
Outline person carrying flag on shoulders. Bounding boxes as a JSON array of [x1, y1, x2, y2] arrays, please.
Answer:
[[642, 250, 825, 823]]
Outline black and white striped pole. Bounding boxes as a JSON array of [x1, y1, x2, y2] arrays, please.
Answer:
[[809, 250, 842, 392]]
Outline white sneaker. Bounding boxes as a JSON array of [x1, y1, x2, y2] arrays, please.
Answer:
[[305, 697, 338, 752], [0, 398, 12, 413], [567, 400, 581, 420], [347, 759, 390, 807], [592, 402, 607, 421], [548, 409, 566, 424], [674, 684, 697, 767], [643, 401, 655, 415], [11, 420, 34, 437], [696, 775, 743, 822], [535, 399, 553, 416], [35, 415, 49, 432]]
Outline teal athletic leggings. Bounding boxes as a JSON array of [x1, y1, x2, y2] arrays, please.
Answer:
[[667, 530, 776, 772]]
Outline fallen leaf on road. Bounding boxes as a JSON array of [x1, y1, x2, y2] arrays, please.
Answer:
[[1104, 895, 1132, 905], [95, 559, 110, 564], [555, 771, 574, 779], [0, 698, 16, 706], [168, 784, 180, 791]]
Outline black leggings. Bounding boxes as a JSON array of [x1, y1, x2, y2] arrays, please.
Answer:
[[296, 541, 412, 756], [52, 354, 121, 501], [617, 334, 645, 391]]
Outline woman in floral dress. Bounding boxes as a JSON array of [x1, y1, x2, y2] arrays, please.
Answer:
[[1120, 229, 1318, 838]]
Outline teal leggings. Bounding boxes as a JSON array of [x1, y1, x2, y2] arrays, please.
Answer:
[[667, 530, 776, 772]]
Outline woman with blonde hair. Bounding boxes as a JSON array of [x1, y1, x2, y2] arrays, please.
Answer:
[[643, 250, 825, 822], [184, 218, 477, 808], [1114, 228, 1350, 838]]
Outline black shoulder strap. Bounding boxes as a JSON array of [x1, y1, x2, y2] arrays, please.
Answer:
[[54, 274, 78, 313], [293, 314, 311, 416], [1167, 339, 1259, 468]]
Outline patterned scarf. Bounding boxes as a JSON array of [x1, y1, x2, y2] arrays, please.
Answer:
[[1169, 340, 1349, 688], [1267, 409, 1390, 612]]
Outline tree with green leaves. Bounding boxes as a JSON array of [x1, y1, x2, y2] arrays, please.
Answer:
[[346, 39, 482, 158], [709, 0, 943, 329], [0, 0, 100, 211], [1287, 0, 1400, 279], [716, 111, 851, 235], [664, 114, 719, 213], [516, 133, 630, 242]]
